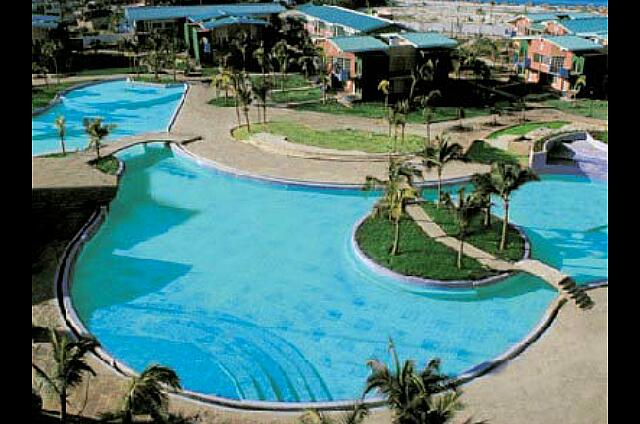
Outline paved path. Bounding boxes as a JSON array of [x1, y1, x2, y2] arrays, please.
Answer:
[[406, 205, 582, 294]]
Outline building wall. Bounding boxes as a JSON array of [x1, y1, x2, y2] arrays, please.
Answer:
[[544, 21, 569, 36], [321, 39, 357, 94], [528, 38, 573, 73], [512, 17, 531, 36]]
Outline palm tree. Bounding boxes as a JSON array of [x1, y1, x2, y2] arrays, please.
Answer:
[[253, 80, 270, 124], [409, 59, 435, 102], [231, 71, 243, 126], [252, 41, 269, 83], [317, 50, 331, 104], [441, 187, 483, 269], [142, 30, 167, 80], [83, 118, 115, 159], [54, 115, 67, 155], [417, 90, 441, 147], [488, 162, 539, 250], [378, 79, 390, 114], [237, 79, 253, 132], [394, 100, 410, 150], [364, 159, 421, 256], [298, 53, 318, 80], [42, 40, 63, 84], [105, 364, 181, 423], [387, 106, 398, 144], [271, 40, 292, 96], [569, 75, 587, 107], [300, 403, 368, 424], [32, 329, 98, 423], [421, 135, 464, 208], [214, 70, 233, 102], [471, 171, 495, 228], [364, 339, 458, 424], [232, 31, 249, 71]]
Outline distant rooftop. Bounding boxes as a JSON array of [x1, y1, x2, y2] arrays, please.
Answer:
[[559, 17, 608, 36], [125, 3, 285, 24], [296, 4, 394, 33], [32, 14, 59, 29], [329, 36, 389, 52], [512, 12, 602, 23], [200, 16, 267, 31], [398, 32, 457, 49], [543, 35, 604, 52]]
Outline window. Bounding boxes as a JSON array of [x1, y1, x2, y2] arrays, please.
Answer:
[[533, 53, 542, 63]]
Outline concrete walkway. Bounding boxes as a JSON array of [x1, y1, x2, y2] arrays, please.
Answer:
[[405, 204, 589, 300]]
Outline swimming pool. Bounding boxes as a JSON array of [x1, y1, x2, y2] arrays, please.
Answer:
[[31, 80, 186, 156], [69, 143, 607, 403]]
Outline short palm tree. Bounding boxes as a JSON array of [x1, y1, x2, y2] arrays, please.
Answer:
[[54, 115, 67, 155], [32, 329, 98, 423], [83, 118, 115, 159], [364, 159, 421, 256], [364, 339, 458, 424], [442, 187, 483, 269], [488, 162, 539, 250], [394, 100, 410, 150], [253, 80, 270, 124], [378, 79, 390, 126], [416, 90, 441, 147], [299, 403, 368, 424], [105, 364, 181, 424], [570, 75, 587, 107], [471, 171, 495, 228], [237, 80, 253, 132], [421, 135, 464, 208]]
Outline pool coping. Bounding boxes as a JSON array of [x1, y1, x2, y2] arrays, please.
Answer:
[[350, 213, 531, 289], [53, 140, 606, 412]]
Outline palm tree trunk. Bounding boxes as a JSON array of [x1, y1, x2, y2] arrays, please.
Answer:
[[457, 236, 464, 269], [263, 103, 267, 124], [60, 390, 67, 423], [245, 110, 251, 133], [96, 140, 101, 159], [401, 124, 405, 147], [436, 168, 442, 208], [391, 217, 400, 256], [426, 121, 431, 147], [60, 137, 66, 155], [234, 97, 241, 126], [500, 199, 509, 251], [484, 206, 491, 228]]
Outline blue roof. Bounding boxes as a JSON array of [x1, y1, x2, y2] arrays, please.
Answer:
[[559, 17, 608, 36], [544, 35, 604, 52], [125, 3, 285, 24], [329, 36, 389, 52], [32, 14, 59, 29], [200, 16, 267, 30], [296, 4, 394, 33], [518, 12, 599, 23], [398, 32, 457, 49]]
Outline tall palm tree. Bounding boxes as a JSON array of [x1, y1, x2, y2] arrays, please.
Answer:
[[106, 364, 181, 423], [271, 40, 292, 96], [364, 159, 421, 256], [298, 53, 318, 80], [417, 90, 441, 147], [55, 115, 67, 155], [442, 187, 483, 269], [32, 329, 98, 423], [364, 339, 457, 424], [409, 59, 435, 102], [214, 70, 232, 102], [230, 71, 243, 126], [232, 31, 249, 71], [252, 41, 269, 83], [83, 118, 115, 159], [421, 135, 464, 208], [488, 162, 539, 250]]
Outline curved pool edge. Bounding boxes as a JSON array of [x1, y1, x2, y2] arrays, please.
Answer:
[[50, 140, 601, 411], [350, 213, 531, 289]]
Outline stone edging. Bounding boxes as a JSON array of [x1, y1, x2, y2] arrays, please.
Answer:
[[53, 140, 587, 412], [167, 83, 189, 132]]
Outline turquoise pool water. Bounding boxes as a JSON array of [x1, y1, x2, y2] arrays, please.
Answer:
[[70, 143, 607, 402], [31, 80, 185, 156]]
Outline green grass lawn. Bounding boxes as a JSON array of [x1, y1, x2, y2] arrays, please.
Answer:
[[355, 214, 496, 280], [261, 73, 313, 90], [544, 99, 608, 121], [132, 75, 181, 84], [487, 121, 569, 139], [293, 101, 490, 124], [208, 96, 237, 107], [32, 82, 79, 110], [232, 121, 426, 153], [90, 155, 119, 175], [270, 87, 322, 103], [590, 130, 608, 143], [422, 201, 525, 261], [465, 140, 524, 166]]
